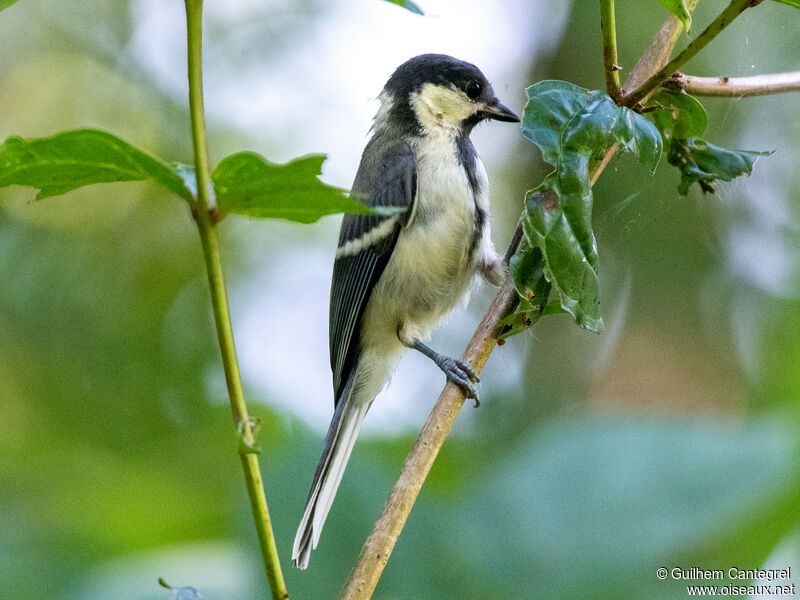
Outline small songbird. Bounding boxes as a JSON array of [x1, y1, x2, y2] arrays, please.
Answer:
[[292, 54, 519, 569]]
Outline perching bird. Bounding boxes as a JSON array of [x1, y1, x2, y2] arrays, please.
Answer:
[[292, 53, 519, 569]]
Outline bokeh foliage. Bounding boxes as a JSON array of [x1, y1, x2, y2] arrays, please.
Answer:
[[1, 1, 799, 599]]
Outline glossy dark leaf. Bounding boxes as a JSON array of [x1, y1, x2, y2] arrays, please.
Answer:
[[212, 152, 374, 224], [672, 139, 771, 195], [498, 243, 551, 339], [649, 90, 771, 195], [0, 129, 193, 202], [651, 89, 707, 138], [515, 80, 662, 333]]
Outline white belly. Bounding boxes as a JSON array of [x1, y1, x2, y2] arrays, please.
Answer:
[[361, 131, 487, 354]]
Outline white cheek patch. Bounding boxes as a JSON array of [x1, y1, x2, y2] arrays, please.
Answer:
[[410, 83, 477, 130]]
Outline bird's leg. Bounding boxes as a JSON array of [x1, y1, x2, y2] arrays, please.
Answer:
[[410, 338, 481, 407], [479, 247, 507, 286]]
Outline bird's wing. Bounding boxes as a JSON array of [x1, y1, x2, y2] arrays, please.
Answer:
[[329, 141, 417, 404]]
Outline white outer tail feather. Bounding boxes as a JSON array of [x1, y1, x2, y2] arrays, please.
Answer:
[[292, 399, 370, 569]]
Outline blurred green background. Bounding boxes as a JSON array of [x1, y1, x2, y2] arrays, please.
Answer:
[[1, 1, 799, 599]]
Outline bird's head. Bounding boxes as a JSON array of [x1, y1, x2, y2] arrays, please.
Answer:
[[376, 53, 520, 135]]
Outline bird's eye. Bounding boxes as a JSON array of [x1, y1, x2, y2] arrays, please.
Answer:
[[465, 80, 482, 100]]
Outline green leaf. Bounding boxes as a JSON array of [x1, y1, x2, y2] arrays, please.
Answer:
[[651, 89, 707, 138], [771, 0, 800, 8], [498, 243, 552, 339], [381, 0, 424, 14], [0, 0, 21, 11], [517, 80, 662, 333], [649, 90, 771, 195], [673, 139, 771, 195], [212, 152, 374, 224], [0, 129, 193, 202], [656, 0, 692, 30]]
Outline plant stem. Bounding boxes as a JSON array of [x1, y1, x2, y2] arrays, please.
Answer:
[[623, 0, 700, 95], [184, 2, 288, 599], [338, 5, 702, 597], [600, 0, 621, 101], [624, 0, 763, 107], [667, 70, 800, 97]]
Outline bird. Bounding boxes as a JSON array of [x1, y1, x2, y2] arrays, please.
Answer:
[[292, 53, 519, 569]]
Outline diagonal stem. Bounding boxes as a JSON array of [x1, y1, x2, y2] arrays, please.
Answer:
[[623, 0, 700, 95], [184, 2, 288, 598], [623, 0, 764, 107]]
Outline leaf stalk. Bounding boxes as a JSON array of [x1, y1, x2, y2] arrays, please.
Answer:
[[184, 2, 288, 598]]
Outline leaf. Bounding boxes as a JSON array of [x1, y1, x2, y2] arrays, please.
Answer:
[[771, 0, 800, 8], [212, 152, 376, 224], [650, 89, 707, 138], [0, 129, 193, 202], [0, 0, 21, 11], [381, 0, 424, 14], [517, 80, 662, 333], [673, 139, 771, 195], [655, 0, 692, 30], [649, 90, 771, 195], [498, 243, 551, 339]]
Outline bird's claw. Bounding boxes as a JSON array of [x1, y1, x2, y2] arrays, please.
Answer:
[[456, 359, 480, 383], [441, 357, 481, 407]]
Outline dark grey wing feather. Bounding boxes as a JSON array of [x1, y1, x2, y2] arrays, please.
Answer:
[[329, 141, 416, 403]]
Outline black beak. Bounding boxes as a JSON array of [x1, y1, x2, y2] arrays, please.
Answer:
[[480, 100, 520, 123]]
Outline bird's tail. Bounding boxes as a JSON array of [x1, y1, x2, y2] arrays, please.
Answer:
[[292, 372, 369, 569]]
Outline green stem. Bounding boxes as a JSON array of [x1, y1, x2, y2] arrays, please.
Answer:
[[600, 0, 621, 101], [624, 0, 763, 107], [184, 2, 288, 599]]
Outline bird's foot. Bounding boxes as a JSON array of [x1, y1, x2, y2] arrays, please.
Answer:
[[410, 339, 481, 407], [439, 356, 481, 407]]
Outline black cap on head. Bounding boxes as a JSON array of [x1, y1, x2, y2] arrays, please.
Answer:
[[385, 54, 492, 102], [381, 54, 518, 132]]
